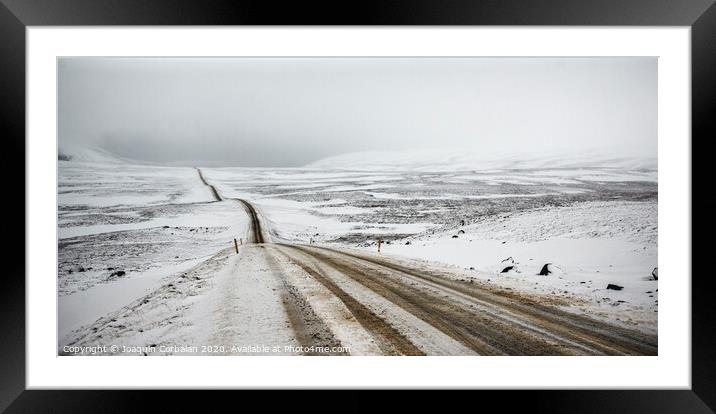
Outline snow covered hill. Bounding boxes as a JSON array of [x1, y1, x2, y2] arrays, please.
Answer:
[[306, 148, 657, 172], [58, 146, 133, 164]]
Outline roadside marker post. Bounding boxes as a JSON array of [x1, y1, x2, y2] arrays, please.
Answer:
[[377, 239, 383, 253], [234, 238, 239, 254]]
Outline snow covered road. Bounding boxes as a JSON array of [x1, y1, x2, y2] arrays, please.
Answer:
[[61, 170, 657, 355], [273, 244, 656, 355]]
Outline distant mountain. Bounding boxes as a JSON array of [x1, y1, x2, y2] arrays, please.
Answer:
[[58, 146, 134, 164], [306, 148, 657, 172]]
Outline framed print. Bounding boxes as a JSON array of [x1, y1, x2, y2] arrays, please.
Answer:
[[2, 0, 715, 412]]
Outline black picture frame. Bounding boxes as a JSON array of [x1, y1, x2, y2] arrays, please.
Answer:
[[1, 0, 713, 412]]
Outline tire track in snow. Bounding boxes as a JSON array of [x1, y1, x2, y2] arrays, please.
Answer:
[[284, 244, 539, 355], [261, 245, 348, 355], [270, 245, 424, 356], [300, 245, 657, 355]]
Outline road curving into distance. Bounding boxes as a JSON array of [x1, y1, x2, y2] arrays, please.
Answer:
[[235, 199, 266, 244], [195, 167, 221, 202], [196, 168, 266, 244]]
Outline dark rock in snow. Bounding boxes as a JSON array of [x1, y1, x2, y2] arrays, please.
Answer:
[[460, 219, 466, 226], [109, 270, 126, 279], [652, 267, 658, 280], [501, 256, 514, 263], [162, 225, 170, 228], [458, 229, 465, 234], [606, 284, 624, 291], [452, 235, 459, 238], [501, 266, 514, 273], [405, 241, 411, 245], [539, 263, 552, 276]]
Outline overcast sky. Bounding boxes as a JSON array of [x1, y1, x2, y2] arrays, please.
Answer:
[[58, 57, 656, 167]]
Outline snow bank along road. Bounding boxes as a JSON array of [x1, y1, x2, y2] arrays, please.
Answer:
[[62, 169, 657, 356]]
